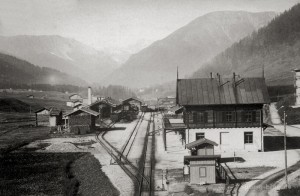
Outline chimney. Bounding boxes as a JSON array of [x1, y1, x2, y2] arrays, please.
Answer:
[[217, 73, 221, 84], [294, 69, 300, 106], [233, 72, 236, 83], [88, 87, 92, 105]]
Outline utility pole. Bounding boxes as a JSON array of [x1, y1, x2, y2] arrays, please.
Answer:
[[284, 111, 289, 189]]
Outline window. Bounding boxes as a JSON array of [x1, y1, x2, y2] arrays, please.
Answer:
[[225, 111, 234, 122], [245, 112, 252, 122], [199, 167, 206, 177], [193, 112, 205, 123], [196, 133, 205, 140], [244, 132, 253, 144]]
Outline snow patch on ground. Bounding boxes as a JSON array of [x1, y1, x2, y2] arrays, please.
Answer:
[[155, 127, 189, 170], [225, 149, 300, 168]]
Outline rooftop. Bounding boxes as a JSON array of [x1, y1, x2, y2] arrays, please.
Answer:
[[186, 138, 218, 149], [177, 77, 270, 105]]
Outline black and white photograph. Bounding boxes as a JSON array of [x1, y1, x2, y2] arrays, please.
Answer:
[[0, 0, 300, 195]]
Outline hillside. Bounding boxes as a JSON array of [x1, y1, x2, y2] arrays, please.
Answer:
[[0, 35, 119, 84], [104, 11, 276, 88], [192, 4, 300, 86], [0, 53, 87, 87], [0, 98, 32, 113]]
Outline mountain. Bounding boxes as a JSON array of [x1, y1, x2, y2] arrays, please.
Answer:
[[0, 35, 119, 84], [0, 52, 87, 87], [104, 11, 276, 88], [192, 3, 300, 86]]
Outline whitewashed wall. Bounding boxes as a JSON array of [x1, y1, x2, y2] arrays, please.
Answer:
[[185, 127, 262, 153]]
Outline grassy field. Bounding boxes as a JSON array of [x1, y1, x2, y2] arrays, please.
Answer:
[[0, 152, 85, 195], [0, 152, 119, 196], [0, 125, 50, 154], [72, 154, 120, 196], [0, 90, 73, 112]]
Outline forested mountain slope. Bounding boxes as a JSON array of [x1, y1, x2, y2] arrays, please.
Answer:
[[192, 3, 300, 86]]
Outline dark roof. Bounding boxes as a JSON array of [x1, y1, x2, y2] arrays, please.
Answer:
[[65, 107, 99, 117], [89, 99, 119, 108], [162, 117, 186, 130], [34, 107, 50, 113], [168, 105, 184, 113], [186, 138, 218, 149], [73, 103, 82, 108], [294, 68, 300, 72], [80, 107, 100, 116], [184, 155, 221, 161], [177, 78, 270, 105], [122, 97, 143, 104], [50, 108, 62, 116]]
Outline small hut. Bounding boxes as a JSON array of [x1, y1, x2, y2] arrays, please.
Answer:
[[65, 107, 99, 134], [49, 108, 63, 127], [122, 97, 143, 111], [184, 138, 220, 184], [35, 107, 50, 126]]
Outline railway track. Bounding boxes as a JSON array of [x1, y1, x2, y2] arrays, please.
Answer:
[[121, 112, 145, 158], [95, 112, 155, 196]]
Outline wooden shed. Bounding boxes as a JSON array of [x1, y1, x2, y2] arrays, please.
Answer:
[[35, 107, 50, 126], [122, 97, 143, 111], [65, 107, 99, 134], [49, 108, 63, 127], [184, 138, 220, 184]]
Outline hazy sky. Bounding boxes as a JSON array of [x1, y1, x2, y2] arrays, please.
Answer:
[[0, 0, 299, 53]]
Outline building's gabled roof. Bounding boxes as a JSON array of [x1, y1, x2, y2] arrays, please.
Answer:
[[73, 103, 82, 108], [69, 94, 82, 99], [34, 107, 50, 113], [65, 107, 99, 117], [177, 78, 270, 106], [89, 98, 120, 108], [80, 107, 100, 116], [105, 97, 121, 106], [168, 105, 184, 114], [122, 97, 143, 104], [49, 108, 62, 116], [186, 138, 218, 149]]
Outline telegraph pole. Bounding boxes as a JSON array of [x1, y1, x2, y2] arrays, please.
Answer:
[[284, 111, 289, 189]]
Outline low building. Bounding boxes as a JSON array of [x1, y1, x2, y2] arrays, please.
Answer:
[[66, 100, 82, 107], [122, 97, 143, 111], [35, 107, 50, 126], [65, 107, 99, 134], [49, 108, 63, 127], [177, 77, 270, 153], [184, 138, 221, 184]]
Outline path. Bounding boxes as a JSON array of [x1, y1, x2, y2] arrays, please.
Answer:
[[269, 102, 281, 125]]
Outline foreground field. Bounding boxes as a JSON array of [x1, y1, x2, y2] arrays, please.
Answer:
[[0, 151, 119, 196], [0, 152, 85, 195]]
